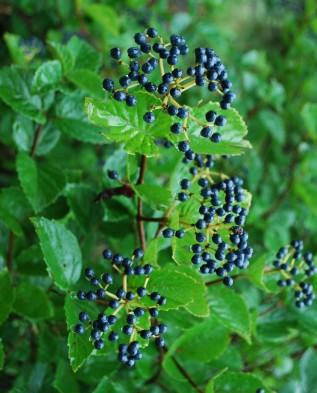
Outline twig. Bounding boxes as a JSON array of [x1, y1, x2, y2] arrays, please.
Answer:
[[30, 124, 43, 158], [7, 231, 14, 272], [136, 155, 147, 250], [94, 185, 134, 203], [171, 356, 205, 393]]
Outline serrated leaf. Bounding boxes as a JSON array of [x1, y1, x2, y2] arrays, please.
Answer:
[[145, 264, 199, 310], [258, 109, 285, 144], [302, 102, 317, 141], [53, 360, 80, 393], [0, 65, 45, 123], [300, 348, 317, 393], [82, 4, 119, 36], [31, 217, 82, 291], [213, 372, 268, 393], [0, 206, 23, 236], [48, 41, 74, 74], [65, 296, 99, 372], [189, 102, 251, 155], [32, 60, 63, 93], [13, 282, 53, 320], [208, 286, 252, 343], [13, 115, 34, 152], [163, 315, 230, 381], [17, 152, 66, 212], [0, 269, 15, 324], [247, 254, 270, 292], [85, 92, 173, 156], [55, 95, 104, 144], [67, 36, 102, 71], [3, 32, 25, 65], [134, 184, 173, 210]]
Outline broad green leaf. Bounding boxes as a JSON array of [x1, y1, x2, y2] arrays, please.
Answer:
[[144, 264, 200, 310], [300, 348, 317, 393], [83, 4, 119, 36], [290, 301, 317, 334], [16, 245, 47, 276], [17, 152, 66, 212], [0, 269, 15, 324], [67, 36, 102, 71], [0, 339, 3, 371], [48, 41, 74, 74], [31, 217, 82, 291], [0, 66, 45, 123], [13, 115, 34, 152], [134, 184, 173, 210], [302, 103, 317, 140], [55, 95, 104, 144], [208, 286, 252, 343], [85, 93, 173, 156], [166, 265, 209, 317], [32, 60, 63, 93], [206, 369, 228, 393], [214, 372, 267, 393], [258, 109, 285, 144], [67, 69, 104, 98], [92, 376, 130, 393], [65, 296, 98, 372], [53, 360, 80, 393], [66, 184, 104, 233], [0, 186, 32, 221], [34, 121, 61, 156], [189, 102, 251, 155], [3, 33, 25, 65], [163, 315, 230, 381], [143, 238, 159, 267], [247, 254, 270, 292], [13, 282, 53, 320], [257, 308, 297, 343], [0, 206, 23, 236]]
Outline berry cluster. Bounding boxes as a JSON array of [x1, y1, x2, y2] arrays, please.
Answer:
[[273, 240, 316, 308], [162, 172, 252, 286], [73, 247, 167, 367], [102, 27, 236, 160]]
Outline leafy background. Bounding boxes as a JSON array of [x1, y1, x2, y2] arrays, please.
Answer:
[[0, 0, 317, 392]]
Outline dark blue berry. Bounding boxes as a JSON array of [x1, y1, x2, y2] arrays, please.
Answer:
[[94, 339, 104, 350], [108, 331, 119, 342], [134, 307, 145, 317], [102, 249, 113, 260], [177, 108, 189, 118], [123, 325, 134, 335], [77, 290, 86, 300], [149, 308, 159, 317], [102, 78, 114, 91], [137, 287, 147, 297], [215, 115, 226, 126], [143, 112, 155, 123], [223, 276, 233, 287], [110, 48, 121, 59], [171, 123, 182, 134], [126, 95, 137, 106], [113, 91, 126, 102], [147, 27, 158, 38], [162, 228, 174, 238], [127, 314, 137, 325], [109, 299, 120, 309], [178, 192, 189, 202], [108, 315, 117, 325], [211, 132, 222, 143], [74, 324, 85, 334], [175, 229, 185, 238], [178, 141, 190, 152], [155, 337, 165, 348]]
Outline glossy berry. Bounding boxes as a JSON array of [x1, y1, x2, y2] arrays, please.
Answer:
[[137, 287, 147, 297], [94, 339, 104, 350], [102, 249, 113, 260], [74, 324, 85, 334], [171, 123, 182, 134], [175, 229, 185, 238], [223, 276, 233, 287], [102, 78, 114, 91], [162, 228, 174, 238], [113, 91, 126, 102], [122, 325, 134, 335], [110, 47, 121, 59], [126, 95, 137, 106], [155, 337, 165, 348], [108, 331, 119, 342], [127, 47, 141, 58], [147, 27, 158, 38], [143, 112, 155, 123], [107, 170, 118, 179], [85, 267, 94, 278]]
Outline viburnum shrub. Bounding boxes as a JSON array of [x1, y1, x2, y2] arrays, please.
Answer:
[[1, 18, 316, 393]]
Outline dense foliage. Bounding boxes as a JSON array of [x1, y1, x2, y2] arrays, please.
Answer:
[[0, 1, 317, 393]]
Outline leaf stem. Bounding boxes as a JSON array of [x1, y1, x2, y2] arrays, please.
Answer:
[[171, 356, 205, 393], [136, 155, 147, 250], [30, 123, 43, 158]]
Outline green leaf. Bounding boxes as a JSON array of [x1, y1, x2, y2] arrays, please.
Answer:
[[300, 348, 317, 393], [302, 103, 317, 141], [13, 115, 34, 153], [83, 4, 119, 36], [213, 372, 267, 393], [145, 264, 200, 310], [189, 102, 251, 155], [163, 315, 230, 380], [134, 184, 173, 210], [258, 109, 285, 144], [65, 296, 98, 372], [66, 184, 104, 233], [16, 152, 66, 212], [0, 66, 45, 123], [3, 32, 25, 65], [0, 339, 3, 371], [208, 286, 252, 343], [55, 95, 105, 144], [48, 41, 74, 74], [247, 254, 270, 292], [32, 60, 63, 93], [67, 69, 105, 98], [0, 269, 15, 324], [31, 217, 82, 291], [53, 360, 80, 393], [206, 369, 228, 393], [67, 36, 102, 71], [143, 238, 159, 267], [85, 93, 173, 156], [92, 377, 127, 393], [0, 206, 23, 236], [13, 282, 53, 320]]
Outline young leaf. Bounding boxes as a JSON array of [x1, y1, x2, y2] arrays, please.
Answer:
[[53, 360, 80, 393], [301, 102, 317, 141], [67, 69, 105, 99], [31, 217, 82, 291], [0, 270, 15, 325], [67, 36, 102, 71], [48, 41, 74, 74], [189, 102, 251, 155], [0, 65, 45, 123], [3, 32, 25, 65], [85, 92, 173, 156], [13, 282, 53, 320], [17, 152, 66, 212], [32, 60, 63, 93], [208, 286, 252, 343], [299, 348, 317, 393]]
